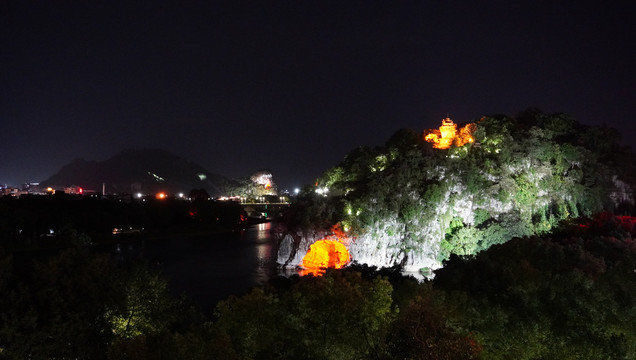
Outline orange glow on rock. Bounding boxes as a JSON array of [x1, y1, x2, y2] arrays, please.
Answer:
[[302, 240, 350, 272], [424, 118, 476, 149], [329, 223, 349, 243]]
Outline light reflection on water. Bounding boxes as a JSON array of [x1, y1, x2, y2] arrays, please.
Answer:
[[249, 222, 274, 284], [256, 222, 270, 241]]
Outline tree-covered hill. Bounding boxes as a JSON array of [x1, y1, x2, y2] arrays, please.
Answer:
[[280, 109, 635, 273], [42, 148, 229, 197]]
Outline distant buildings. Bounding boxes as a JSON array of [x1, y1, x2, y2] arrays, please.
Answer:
[[1, 187, 28, 197], [1, 182, 42, 196], [0, 183, 89, 197]]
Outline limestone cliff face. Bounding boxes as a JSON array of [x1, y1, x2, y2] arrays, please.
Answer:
[[276, 159, 632, 275], [276, 175, 513, 273], [275, 114, 635, 275], [276, 232, 323, 268]]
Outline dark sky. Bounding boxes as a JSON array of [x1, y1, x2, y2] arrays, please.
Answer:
[[2, 1, 634, 190]]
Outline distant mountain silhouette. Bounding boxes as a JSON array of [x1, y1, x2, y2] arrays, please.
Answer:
[[42, 148, 228, 196]]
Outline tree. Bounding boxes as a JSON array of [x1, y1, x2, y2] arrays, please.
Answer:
[[212, 269, 396, 360], [0, 249, 119, 358]]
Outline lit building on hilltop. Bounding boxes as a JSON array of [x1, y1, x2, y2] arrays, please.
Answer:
[[250, 170, 277, 196], [424, 117, 476, 149]]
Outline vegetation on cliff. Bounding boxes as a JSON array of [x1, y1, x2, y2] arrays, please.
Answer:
[[284, 109, 634, 265]]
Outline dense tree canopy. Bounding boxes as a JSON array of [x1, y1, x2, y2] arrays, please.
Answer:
[[2, 215, 634, 358]]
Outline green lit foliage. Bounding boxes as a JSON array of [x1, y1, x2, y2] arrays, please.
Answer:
[[0, 248, 206, 360], [475, 115, 516, 158], [322, 166, 346, 189], [286, 109, 635, 264], [106, 264, 175, 338]]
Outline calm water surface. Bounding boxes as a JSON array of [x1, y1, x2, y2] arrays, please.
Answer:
[[112, 222, 280, 311]]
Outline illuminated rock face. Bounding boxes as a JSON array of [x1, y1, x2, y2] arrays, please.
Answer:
[[275, 160, 632, 277], [275, 173, 513, 276], [276, 234, 296, 265], [277, 230, 442, 276], [277, 116, 634, 278], [277, 232, 326, 269]]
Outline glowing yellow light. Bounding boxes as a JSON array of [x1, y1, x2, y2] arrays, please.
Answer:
[[424, 118, 476, 149], [301, 224, 351, 275], [302, 240, 350, 270], [156, 192, 167, 199]]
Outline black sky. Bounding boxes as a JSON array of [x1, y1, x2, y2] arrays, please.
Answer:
[[1, 1, 634, 190]]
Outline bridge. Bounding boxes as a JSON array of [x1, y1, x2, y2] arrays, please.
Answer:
[[241, 202, 291, 219]]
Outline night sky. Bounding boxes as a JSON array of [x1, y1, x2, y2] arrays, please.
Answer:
[[2, 1, 634, 190]]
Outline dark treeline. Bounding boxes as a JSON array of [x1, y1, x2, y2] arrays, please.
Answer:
[[0, 193, 247, 250], [1, 214, 633, 359]]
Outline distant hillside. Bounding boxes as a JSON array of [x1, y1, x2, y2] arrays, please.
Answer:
[[42, 148, 228, 196]]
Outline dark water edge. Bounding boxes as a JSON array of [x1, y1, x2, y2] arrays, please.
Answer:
[[109, 222, 282, 312], [9, 222, 283, 314]]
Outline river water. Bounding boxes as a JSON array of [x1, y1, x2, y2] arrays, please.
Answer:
[[111, 222, 280, 311]]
